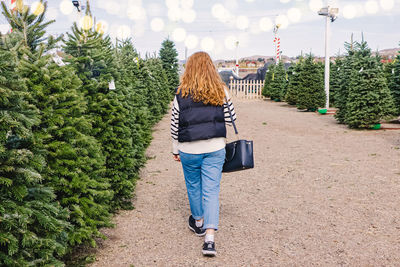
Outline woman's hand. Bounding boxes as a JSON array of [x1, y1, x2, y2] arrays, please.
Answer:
[[173, 154, 181, 162]]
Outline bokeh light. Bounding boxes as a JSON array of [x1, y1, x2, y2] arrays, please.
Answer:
[[185, 34, 199, 49], [280, 0, 291, 3], [31, 1, 44, 16], [80, 15, 93, 30], [236, 15, 249, 30], [16, 0, 27, 13], [309, 0, 323, 12], [211, 4, 225, 18], [59, 0, 73, 15], [165, 21, 178, 35], [0, 24, 10, 34], [165, 0, 180, 9], [182, 9, 196, 23], [127, 5, 147, 21], [343, 4, 357, 19], [95, 20, 109, 34], [211, 3, 233, 23], [181, 0, 194, 9], [224, 35, 238, 50], [275, 14, 289, 29], [259, 17, 273, 32], [172, 27, 187, 42], [117, 25, 131, 39], [150, 18, 165, 32], [365, 0, 379, 14], [287, 7, 302, 23], [380, 0, 395, 11], [221, 10, 233, 23], [201, 37, 215, 52], [168, 8, 182, 21]]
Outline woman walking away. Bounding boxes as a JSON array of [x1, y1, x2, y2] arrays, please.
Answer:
[[171, 51, 236, 256]]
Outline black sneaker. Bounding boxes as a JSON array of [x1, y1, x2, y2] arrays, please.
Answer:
[[188, 215, 205, 236], [202, 241, 216, 256]]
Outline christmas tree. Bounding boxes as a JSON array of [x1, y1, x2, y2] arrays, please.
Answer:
[[63, 4, 136, 210], [329, 57, 343, 107], [268, 61, 287, 101], [386, 46, 400, 114], [295, 55, 325, 111], [335, 37, 356, 123], [136, 58, 164, 123], [159, 39, 180, 93], [114, 40, 152, 172], [262, 63, 275, 98], [0, 32, 69, 266], [19, 52, 113, 246], [285, 57, 304, 105], [145, 56, 172, 115], [1, 0, 60, 51], [344, 40, 396, 128]]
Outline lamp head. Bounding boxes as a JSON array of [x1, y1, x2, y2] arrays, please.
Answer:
[[318, 7, 339, 22], [318, 7, 329, 16], [330, 8, 339, 15], [72, 0, 81, 11]]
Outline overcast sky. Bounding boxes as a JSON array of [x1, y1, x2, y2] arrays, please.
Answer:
[[1, 0, 399, 60]]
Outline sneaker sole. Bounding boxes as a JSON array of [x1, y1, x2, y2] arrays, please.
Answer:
[[202, 250, 216, 256], [188, 225, 206, 237]]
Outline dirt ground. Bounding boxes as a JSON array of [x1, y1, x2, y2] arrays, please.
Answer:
[[90, 99, 400, 267]]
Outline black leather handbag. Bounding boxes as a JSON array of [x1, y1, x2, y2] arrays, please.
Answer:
[[222, 98, 254, 173]]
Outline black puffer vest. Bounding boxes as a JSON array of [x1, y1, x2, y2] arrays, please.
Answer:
[[176, 92, 226, 142]]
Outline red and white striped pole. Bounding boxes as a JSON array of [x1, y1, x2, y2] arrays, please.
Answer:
[[10, 0, 17, 13], [273, 24, 281, 64], [276, 37, 281, 63], [8, 0, 17, 33], [273, 37, 281, 64]]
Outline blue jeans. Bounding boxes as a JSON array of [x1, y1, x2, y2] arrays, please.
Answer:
[[179, 148, 226, 230]]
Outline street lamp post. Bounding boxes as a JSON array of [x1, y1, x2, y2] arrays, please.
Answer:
[[318, 6, 338, 110]]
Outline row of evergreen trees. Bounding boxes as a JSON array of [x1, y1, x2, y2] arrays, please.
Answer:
[[262, 37, 400, 128], [331, 38, 397, 128], [0, 1, 179, 266], [262, 56, 325, 111]]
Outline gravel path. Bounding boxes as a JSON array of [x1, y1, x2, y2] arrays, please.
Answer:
[[90, 99, 400, 266]]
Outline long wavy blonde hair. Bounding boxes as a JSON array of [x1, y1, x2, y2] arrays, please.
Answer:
[[177, 52, 226, 106]]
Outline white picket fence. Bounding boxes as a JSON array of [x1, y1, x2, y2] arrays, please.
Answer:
[[229, 80, 265, 99]]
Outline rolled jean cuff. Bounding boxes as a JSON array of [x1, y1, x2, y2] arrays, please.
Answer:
[[192, 215, 203, 220], [203, 224, 218, 230]]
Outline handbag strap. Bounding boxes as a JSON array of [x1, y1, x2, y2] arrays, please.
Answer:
[[225, 96, 239, 136]]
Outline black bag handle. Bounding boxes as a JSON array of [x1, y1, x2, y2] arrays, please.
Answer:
[[225, 141, 238, 161], [225, 96, 238, 136]]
